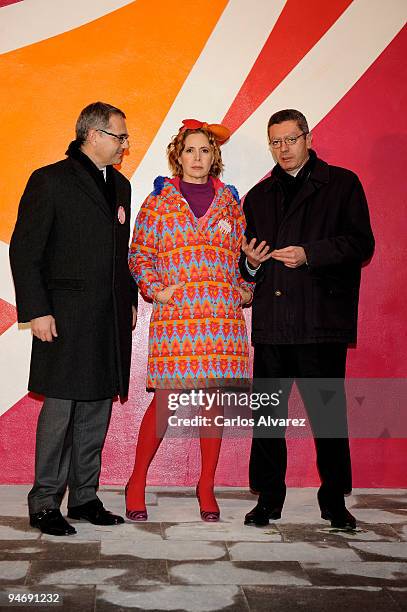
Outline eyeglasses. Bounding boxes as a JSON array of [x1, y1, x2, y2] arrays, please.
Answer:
[[97, 129, 129, 144], [269, 132, 307, 149]]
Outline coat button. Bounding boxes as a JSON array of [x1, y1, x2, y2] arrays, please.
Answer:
[[274, 290, 282, 297]]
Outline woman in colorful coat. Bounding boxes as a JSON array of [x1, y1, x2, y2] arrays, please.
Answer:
[[127, 119, 253, 521]]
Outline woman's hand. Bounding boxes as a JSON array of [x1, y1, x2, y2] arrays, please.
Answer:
[[238, 287, 252, 305], [154, 282, 185, 304]]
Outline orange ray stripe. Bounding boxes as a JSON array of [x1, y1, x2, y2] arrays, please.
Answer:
[[0, 0, 228, 242]]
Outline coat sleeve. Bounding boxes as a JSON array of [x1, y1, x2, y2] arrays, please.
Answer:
[[9, 170, 55, 322], [128, 266, 139, 308], [234, 207, 255, 298], [302, 175, 375, 270], [124, 182, 138, 309], [238, 191, 266, 284], [128, 194, 165, 300]]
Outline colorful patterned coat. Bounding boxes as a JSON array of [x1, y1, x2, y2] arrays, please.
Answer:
[[129, 176, 253, 389]]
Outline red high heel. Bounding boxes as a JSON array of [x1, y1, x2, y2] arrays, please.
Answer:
[[196, 485, 220, 522], [125, 483, 148, 521]]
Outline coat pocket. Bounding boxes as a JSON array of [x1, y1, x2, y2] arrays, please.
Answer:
[[47, 278, 85, 291], [232, 286, 243, 308], [312, 280, 357, 331]]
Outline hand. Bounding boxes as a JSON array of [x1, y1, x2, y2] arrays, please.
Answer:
[[242, 236, 273, 269], [132, 305, 137, 330], [271, 246, 307, 268], [154, 282, 186, 304], [31, 315, 58, 342], [238, 287, 252, 305]]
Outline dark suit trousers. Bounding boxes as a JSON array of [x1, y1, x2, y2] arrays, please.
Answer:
[[28, 397, 112, 514], [250, 343, 352, 513]]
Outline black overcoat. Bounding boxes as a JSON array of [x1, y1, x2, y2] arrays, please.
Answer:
[[9, 157, 138, 400], [240, 154, 375, 344]]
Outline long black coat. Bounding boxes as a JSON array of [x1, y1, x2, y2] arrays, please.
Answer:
[[240, 154, 375, 344], [9, 157, 138, 400]]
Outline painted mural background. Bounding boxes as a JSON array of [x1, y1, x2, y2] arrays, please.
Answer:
[[0, 0, 406, 486]]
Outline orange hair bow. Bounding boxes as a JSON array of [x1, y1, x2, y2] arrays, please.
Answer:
[[180, 119, 230, 144]]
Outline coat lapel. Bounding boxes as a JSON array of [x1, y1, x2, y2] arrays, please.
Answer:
[[280, 178, 317, 225], [278, 158, 330, 228], [68, 158, 112, 218]]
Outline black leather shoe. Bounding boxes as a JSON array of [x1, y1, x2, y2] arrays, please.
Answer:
[[67, 499, 124, 525], [244, 503, 282, 527], [30, 509, 76, 536], [321, 508, 357, 529]]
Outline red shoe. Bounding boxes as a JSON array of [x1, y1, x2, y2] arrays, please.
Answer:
[[196, 485, 220, 522], [125, 483, 148, 522]]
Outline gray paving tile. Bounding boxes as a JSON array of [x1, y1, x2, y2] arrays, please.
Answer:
[[101, 539, 228, 561], [0, 518, 40, 540], [41, 521, 162, 543], [0, 486, 406, 610], [99, 488, 158, 513], [213, 489, 256, 501], [350, 509, 407, 524], [352, 492, 407, 510], [140, 495, 241, 523], [243, 586, 401, 612], [301, 561, 407, 587], [277, 522, 403, 542], [169, 560, 310, 586], [0, 585, 95, 612], [0, 561, 29, 584], [96, 584, 249, 611], [349, 542, 407, 561], [387, 587, 407, 611], [163, 521, 282, 542], [228, 541, 360, 562], [391, 524, 407, 541], [0, 485, 31, 518], [0, 540, 100, 561], [0, 543, 42, 561], [27, 559, 168, 587]]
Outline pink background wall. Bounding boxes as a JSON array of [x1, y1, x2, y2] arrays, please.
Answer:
[[0, 1, 406, 487]]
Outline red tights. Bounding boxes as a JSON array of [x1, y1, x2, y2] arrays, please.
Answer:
[[126, 393, 222, 512]]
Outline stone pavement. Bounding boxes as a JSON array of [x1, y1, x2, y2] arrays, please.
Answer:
[[0, 486, 406, 611]]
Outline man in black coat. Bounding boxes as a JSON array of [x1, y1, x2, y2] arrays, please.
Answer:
[[9, 102, 138, 536], [240, 109, 374, 529]]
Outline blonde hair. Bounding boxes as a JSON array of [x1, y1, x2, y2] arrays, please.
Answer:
[[167, 128, 224, 178]]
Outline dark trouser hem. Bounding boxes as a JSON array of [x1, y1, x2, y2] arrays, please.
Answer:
[[28, 397, 112, 514], [249, 343, 352, 513]]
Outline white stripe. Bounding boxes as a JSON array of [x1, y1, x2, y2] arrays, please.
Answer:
[[0, 0, 136, 55], [129, 0, 286, 226], [0, 240, 16, 306], [222, 0, 407, 194], [0, 323, 31, 416], [0, 242, 31, 416]]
